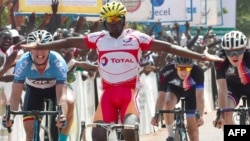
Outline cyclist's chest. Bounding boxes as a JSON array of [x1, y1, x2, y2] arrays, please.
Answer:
[[97, 39, 141, 74], [168, 74, 196, 88], [225, 63, 250, 84]]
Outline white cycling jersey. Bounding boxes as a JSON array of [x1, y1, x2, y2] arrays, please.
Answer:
[[85, 28, 153, 89]]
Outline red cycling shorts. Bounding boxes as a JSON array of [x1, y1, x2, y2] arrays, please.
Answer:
[[93, 86, 140, 123]]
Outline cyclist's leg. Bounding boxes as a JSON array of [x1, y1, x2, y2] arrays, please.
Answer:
[[23, 85, 45, 141], [120, 88, 140, 141], [92, 88, 118, 141], [185, 87, 200, 141], [123, 114, 139, 141], [45, 85, 75, 141], [186, 116, 198, 141], [224, 90, 240, 125], [220, 85, 241, 126], [59, 86, 75, 140], [164, 86, 179, 139]]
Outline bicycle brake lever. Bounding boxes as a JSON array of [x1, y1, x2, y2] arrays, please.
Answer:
[[214, 109, 221, 127], [196, 110, 200, 121], [5, 105, 12, 133], [56, 105, 66, 131]]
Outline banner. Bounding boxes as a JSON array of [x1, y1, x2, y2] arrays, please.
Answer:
[[201, 0, 219, 25], [150, 0, 192, 22], [19, 0, 103, 14], [187, 0, 203, 25]]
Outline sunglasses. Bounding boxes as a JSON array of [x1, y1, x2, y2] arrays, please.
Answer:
[[105, 16, 123, 23], [176, 66, 193, 72], [224, 48, 244, 57]]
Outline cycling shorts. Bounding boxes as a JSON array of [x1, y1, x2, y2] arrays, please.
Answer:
[[93, 86, 140, 123], [167, 84, 196, 111], [22, 84, 57, 121], [227, 83, 250, 106]]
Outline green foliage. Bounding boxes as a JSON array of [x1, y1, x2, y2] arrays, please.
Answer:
[[236, 0, 250, 37], [0, 8, 9, 29], [222, 8, 228, 14]]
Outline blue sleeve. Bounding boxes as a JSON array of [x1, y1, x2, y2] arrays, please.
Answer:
[[13, 53, 30, 83], [191, 65, 205, 89], [51, 52, 68, 84]]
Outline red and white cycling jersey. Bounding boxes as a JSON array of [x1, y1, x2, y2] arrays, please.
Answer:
[[0, 45, 24, 75], [84, 28, 153, 89]]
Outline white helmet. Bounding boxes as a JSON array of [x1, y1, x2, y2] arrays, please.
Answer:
[[27, 30, 53, 44], [221, 30, 247, 50]]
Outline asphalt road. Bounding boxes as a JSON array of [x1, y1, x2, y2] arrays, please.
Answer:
[[140, 110, 224, 141]]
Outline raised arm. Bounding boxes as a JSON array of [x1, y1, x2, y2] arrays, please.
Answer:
[[9, 0, 18, 29]]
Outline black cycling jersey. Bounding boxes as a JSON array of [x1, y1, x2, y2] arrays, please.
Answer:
[[158, 63, 204, 92], [214, 49, 250, 105], [214, 49, 250, 85], [158, 63, 204, 110]]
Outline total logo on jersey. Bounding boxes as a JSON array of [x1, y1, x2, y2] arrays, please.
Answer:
[[100, 52, 138, 74], [100, 52, 136, 67]]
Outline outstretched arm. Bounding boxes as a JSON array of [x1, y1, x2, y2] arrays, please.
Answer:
[[21, 36, 89, 52], [150, 40, 224, 62]]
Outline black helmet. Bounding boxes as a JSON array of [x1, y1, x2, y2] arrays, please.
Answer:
[[174, 56, 193, 65], [0, 29, 13, 43]]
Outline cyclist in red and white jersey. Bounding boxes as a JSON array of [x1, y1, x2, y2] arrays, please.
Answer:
[[213, 30, 250, 128], [21, 2, 223, 141]]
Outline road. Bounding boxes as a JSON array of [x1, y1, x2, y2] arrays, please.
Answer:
[[140, 110, 223, 141]]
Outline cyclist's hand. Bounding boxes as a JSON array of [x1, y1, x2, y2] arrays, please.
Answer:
[[196, 118, 204, 127], [55, 114, 67, 128], [2, 115, 14, 128], [151, 114, 159, 126], [213, 117, 225, 129]]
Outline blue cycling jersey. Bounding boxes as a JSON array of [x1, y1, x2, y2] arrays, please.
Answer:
[[13, 51, 68, 89]]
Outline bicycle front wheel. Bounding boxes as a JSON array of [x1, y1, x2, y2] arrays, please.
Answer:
[[239, 112, 247, 125], [174, 128, 188, 141]]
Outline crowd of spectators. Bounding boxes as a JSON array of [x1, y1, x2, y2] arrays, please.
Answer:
[[0, 0, 223, 81]]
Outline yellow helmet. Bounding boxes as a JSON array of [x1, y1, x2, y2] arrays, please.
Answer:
[[100, 1, 127, 19]]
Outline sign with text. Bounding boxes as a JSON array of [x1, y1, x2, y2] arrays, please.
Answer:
[[19, 0, 103, 14], [109, 0, 153, 21], [224, 125, 250, 140], [151, 0, 192, 22]]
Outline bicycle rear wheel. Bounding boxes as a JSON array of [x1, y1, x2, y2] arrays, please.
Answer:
[[174, 128, 188, 141]]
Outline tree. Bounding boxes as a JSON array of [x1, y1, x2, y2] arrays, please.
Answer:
[[236, 0, 250, 37]]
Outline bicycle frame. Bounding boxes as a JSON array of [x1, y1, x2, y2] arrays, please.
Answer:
[[216, 107, 250, 125], [5, 104, 62, 141], [80, 121, 140, 141], [159, 108, 188, 141], [158, 97, 199, 141], [215, 95, 250, 125], [42, 99, 58, 141]]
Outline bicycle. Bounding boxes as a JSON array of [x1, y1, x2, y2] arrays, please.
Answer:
[[4, 104, 63, 141], [215, 95, 250, 125], [41, 99, 58, 141], [80, 121, 140, 141], [156, 97, 200, 141], [19, 98, 58, 141]]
